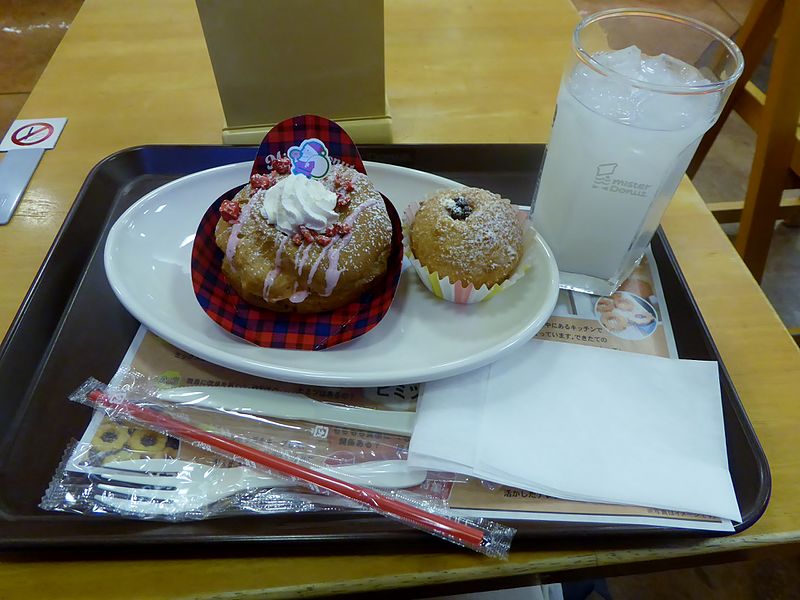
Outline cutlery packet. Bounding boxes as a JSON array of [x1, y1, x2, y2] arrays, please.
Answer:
[[42, 367, 440, 522], [55, 374, 514, 558], [42, 435, 356, 521]]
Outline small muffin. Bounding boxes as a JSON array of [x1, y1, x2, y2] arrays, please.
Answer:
[[410, 188, 523, 288]]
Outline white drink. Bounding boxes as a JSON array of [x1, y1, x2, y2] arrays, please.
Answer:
[[532, 46, 722, 294]]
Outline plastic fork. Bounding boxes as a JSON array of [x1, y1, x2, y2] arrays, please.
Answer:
[[89, 458, 428, 516]]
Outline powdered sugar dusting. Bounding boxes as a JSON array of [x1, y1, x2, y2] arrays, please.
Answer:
[[410, 188, 523, 286], [234, 162, 391, 302]]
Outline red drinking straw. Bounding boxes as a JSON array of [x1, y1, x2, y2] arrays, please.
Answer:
[[86, 389, 487, 549]]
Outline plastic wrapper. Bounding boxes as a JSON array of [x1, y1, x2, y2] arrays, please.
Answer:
[[42, 437, 354, 521], [42, 374, 458, 521], [55, 371, 515, 557]]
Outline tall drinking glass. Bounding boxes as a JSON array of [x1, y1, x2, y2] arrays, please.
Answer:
[[531, 9, 743, 296]]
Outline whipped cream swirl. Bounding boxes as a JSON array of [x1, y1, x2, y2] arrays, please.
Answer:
[[259, 174, 338, 234]]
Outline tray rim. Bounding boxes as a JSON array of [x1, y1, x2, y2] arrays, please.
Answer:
[[650, 228, 772, 530], [0, 143, 771, 550]]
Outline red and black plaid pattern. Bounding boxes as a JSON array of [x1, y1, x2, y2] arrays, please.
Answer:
[[251, 115, 365, 176], [190, 116, 402, 350]]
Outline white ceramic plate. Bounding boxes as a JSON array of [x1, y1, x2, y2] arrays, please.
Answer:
[[104, 161, 559, 386]]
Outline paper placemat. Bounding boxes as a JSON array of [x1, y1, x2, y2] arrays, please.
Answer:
[[69, 247, 730, 530]]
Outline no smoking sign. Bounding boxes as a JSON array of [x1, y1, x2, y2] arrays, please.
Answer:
[[0, 118, 67, 225], [1, 118, 67, 151], [11, 122, 55, 146]]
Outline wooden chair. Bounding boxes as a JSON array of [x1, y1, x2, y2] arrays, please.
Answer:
[[687, 0, 800, 284]]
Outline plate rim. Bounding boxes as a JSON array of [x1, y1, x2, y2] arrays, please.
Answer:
[[104, 161, 560, 386]]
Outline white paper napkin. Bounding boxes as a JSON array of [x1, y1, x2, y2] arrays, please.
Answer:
[[410, 367, 489, 473], [408, 340, 741, 521]]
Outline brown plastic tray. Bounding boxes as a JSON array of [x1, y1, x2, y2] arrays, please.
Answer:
[[0, 144, 770, 550]]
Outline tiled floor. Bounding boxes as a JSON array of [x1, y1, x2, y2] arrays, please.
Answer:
[[1, 1, 798, 598], [0, 0, 82, 133], [0, 91, 28, 135], [606, 553, 800, 599]]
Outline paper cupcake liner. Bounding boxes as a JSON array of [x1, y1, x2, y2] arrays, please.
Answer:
[[402, 201, 535, 304]]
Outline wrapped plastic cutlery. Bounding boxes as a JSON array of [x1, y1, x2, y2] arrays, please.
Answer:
[[69, 377, 515, 558]]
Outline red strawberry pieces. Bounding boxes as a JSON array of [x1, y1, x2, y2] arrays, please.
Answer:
[[250, 173, 277, 191], [315, 235, 332, 247], [292, 223, 352, 247], [324, 222, 352, 237], [299, 226, 316, 244], [333, 172, 354, 192], [333, 173, 355, 209], [219, 199, 241, 223], [272, 156, 292, 174], [336, 193, 351, 209]]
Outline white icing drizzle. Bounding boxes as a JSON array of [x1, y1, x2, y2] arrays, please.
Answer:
[[296, 242, 313, 275], [344, 198, 379, 228], [289, 282, 310, 303], [262, 236, 288, 301], [324, 246, 342, 296], [224, 201, 253, 270], [307, 245, 331, 287], [320, 198, 381, 296]]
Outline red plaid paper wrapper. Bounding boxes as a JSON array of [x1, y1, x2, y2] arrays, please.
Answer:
[[191, 115, 403, 350]]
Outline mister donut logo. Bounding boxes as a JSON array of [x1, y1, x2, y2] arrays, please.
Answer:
[[592, 162, 653, 197], [592, 163, 617, 190]]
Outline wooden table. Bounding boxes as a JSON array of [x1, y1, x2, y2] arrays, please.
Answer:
[[2, 1, 799, 598]]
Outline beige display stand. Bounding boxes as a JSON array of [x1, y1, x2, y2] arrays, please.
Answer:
[[196, 0, 392, 144]]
